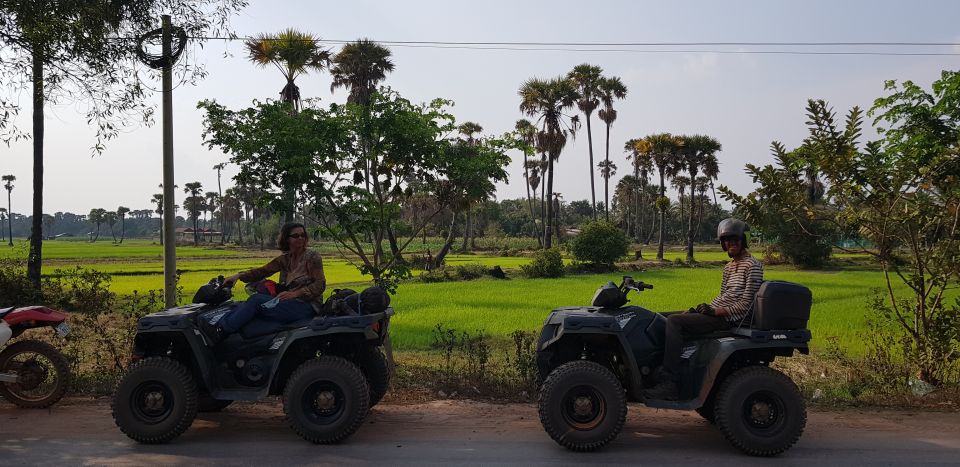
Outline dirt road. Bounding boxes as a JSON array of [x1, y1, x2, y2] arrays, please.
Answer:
[[2, 397, 959, 465]]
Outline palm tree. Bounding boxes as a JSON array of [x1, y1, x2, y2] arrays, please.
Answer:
[[624, 138, 654, 242], [519, 77, 579, 248], [330, 38, 395, 107], [598, 160, 618, 209], [643, 133, 684, 260], [116, 206, 130, 243], [671, 175, 691, 236], [245, 29, 332, 112], [0, 208, 6, 242], [514, 119, 540, 240], [678, 134, 721, 262], [213, 163, 227, 245], [88, 208, 106, 242], [151, 193, 164, 245], [2, 175, 14, 246], [205, 191, 219, 232], [104, 211, 118, 242], [457, 122, 485, 252], [567, 64, 603, 220], [183, 182, 203, 245], [597, 76, 628, 221]]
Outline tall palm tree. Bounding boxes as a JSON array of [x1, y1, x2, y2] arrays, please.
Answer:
[[643, 133, 684, 260], [330, 39, 395, 107], [597, 76, 627, 221], [678, 134, 721, 262], [0, 208, 6, 242], [671, 175, 691, 235], [624, 138, 654, 242], [151, 193, 164, 245], [598, 160, 618, 210], [183, 182, 203, 245], [514, 119, 540, 238], [2, 175, 14, 246], [213, 163, 227, 245], [245, 29, 332, 112], [567, 64, 603, 220], [116, 206, 130, 244], [457, 122, 484, 252], [88, 208, 106, 242], [519, 77, 579, 248]]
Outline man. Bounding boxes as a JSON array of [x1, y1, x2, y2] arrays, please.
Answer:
[[645, 218, 764, 400]]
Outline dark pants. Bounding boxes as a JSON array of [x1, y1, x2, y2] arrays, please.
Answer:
[[220, 293, 315, 334], [662, 312, 732, 378]]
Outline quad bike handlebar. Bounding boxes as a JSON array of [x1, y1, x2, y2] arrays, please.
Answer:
[[621, 276, 653, 294]]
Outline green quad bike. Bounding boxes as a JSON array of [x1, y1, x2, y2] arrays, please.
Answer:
[[112, 279, 394, 445], [536, 276, 812, 456]]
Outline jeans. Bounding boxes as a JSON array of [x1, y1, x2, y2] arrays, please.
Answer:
[[662, 312, 732, 379], [219, 293, 315, 334]]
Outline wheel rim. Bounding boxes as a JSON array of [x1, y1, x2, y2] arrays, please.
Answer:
[[130, 382, 175, 424], [2, 351, 60, 401], [301, 380, 346, 425], [560, 385, 607, 431], [741, 390, 786, 435]]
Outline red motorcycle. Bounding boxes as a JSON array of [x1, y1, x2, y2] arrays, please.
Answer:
[[0, 305, 71, 408]]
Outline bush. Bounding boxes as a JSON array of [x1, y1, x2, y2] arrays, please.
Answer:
[[520, 248, 564, 278], [570, 221, 629, 266]]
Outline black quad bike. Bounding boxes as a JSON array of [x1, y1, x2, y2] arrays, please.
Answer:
[[536, 276, 812, 456], [112, 279, 394, 445]]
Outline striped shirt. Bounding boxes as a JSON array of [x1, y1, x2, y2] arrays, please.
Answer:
[[710, 254, 764, 323]]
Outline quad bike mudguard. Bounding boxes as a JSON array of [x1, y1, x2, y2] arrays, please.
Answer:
[[132, 302, 394, 401]]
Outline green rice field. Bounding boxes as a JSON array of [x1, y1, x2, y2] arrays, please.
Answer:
[[1, 237, 912, 356]]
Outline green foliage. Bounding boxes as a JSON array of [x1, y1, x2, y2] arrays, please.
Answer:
[[418, 263, 489, 283], [520, 248, 564, 278], [570, 220, 629, 266]]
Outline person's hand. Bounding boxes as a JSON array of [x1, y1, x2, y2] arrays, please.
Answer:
[[685, 307, 698, 314], [276, 290, 301, 301], [695, 303, 715, 316], [222, 274, 240, 288]]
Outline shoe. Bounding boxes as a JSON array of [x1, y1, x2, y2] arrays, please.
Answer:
[[644, 380, 680, 401], [197, 318, 224, 346]]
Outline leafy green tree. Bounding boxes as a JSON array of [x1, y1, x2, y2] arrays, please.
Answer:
[[103, 210, 118, 242], [514, 118, 541, 242], [571, 220, 629, 267], [2, 175, 13, 245], [1, 0, 246, 288], [597, 76, 627, 221], [568, 64, 603, 220], [116, 206, 130, 243], [624, 138, 655, 243], [519, 77, 579, 248]]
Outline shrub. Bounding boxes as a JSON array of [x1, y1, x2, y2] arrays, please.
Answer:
[[520, 248, 564, 278], [570, 221, 629, 266]]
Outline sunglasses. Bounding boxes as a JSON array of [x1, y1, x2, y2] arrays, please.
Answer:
[[288, 233, 307, 239]]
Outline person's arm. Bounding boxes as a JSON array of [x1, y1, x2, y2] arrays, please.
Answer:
[[224, 256, 282, 287]]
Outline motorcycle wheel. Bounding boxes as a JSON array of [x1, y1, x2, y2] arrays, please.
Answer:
[[112, 357, 198, 444], [283, 356, 370, 444], [0, 340, 71, 409], [537, 360, 627, 452], [357, 346, 390, 408]]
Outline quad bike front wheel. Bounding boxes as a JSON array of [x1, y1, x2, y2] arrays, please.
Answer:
[[714, 365, 806, 456], [537, 360, 627, 452], [112, 357, 198, 444], [0, 340, 70, 408], [284, 356, 370, 444], [357, 346, 390, 408]]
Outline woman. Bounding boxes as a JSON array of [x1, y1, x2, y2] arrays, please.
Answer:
[[203, 222, 326, 341]]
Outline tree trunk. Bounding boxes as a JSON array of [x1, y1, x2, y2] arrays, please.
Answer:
[[434, 212, 458, 268], [460, 209, 471, 252], [686, 177, 696, 263], [6, 191, 12, 246], [544, 155, 555, 248], [387, 225, 403, 263], [657, 171, 666, 261], [119, 218, 125, 244], [27, 51, 44, 288], [585, 113, 597, 220], [604, 122, 611, 221], [158, 212, 164, 246]]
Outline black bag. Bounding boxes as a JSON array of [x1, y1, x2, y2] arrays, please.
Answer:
[[356, 286, 390, 314], [319, 288, 358, 316], [192, 277, 232, 305]]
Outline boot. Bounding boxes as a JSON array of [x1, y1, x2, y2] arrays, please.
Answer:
[[645, 368, 680, 400]]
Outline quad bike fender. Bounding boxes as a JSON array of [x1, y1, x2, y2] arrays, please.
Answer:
[[132, 328, 220, 391]]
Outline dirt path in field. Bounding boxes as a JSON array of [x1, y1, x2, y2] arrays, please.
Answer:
[[2, 397, 959, 465]]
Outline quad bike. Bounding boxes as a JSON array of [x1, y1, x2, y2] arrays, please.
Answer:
[[112, 278, 394, 445], [536, 276, 812, 456], [0, 305, 72, 408]]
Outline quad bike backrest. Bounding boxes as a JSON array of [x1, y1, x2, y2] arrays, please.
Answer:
[[752, 280, 812, 330]]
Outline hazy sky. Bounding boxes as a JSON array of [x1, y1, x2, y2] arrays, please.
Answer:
[[2, 0, 959, 215]]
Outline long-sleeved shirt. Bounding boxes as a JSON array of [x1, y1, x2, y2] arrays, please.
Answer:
[[237, 250, 327, 308], [710, 254, 764, 323]]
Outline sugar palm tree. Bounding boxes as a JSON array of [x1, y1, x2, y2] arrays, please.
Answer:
[[0, 208, 6, 242], [116, 206, 130, 243], [567, 64, 603, 220], [597, 76, 627, 221], [183, 182, 203, 245], [330, 38, 395, 107], [514, 119, 540, 235], [245, 29, 332, 112], [678, 134, 721, 262], [519, 77, 579, 248], [2, 175, 14, 246], [151, 193, 164, 245], [643, 133, 684, 260], [88, 208, 106, 242], [625, 138, 654, 242]]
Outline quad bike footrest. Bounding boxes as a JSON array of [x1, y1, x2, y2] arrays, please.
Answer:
[[730, 327, 811, 344]]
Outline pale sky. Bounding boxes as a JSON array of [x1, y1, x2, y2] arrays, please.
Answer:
[[2, 0, 959, 215]]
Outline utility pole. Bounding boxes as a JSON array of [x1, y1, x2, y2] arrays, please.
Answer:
[[161, 15, 176, 307]]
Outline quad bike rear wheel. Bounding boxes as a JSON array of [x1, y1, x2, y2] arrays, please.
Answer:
[[283, 356, 370, 444], [0, 340, 70, 409], [357, 346, 390, 407], [714, 365, 806, 456], [538, 360, 627, 452], [112, 357, 198, 444]]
